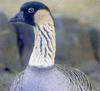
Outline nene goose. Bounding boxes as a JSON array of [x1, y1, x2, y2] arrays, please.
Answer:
[[10, 1, 96, 91]]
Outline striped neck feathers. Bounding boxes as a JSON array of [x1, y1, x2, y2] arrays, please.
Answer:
[[29, 21, 56, 68]]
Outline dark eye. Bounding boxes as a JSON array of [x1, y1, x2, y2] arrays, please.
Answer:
[[28, 8, 34, 13]]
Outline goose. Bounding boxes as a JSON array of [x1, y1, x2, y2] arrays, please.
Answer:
[[10, 1, 96, 91]]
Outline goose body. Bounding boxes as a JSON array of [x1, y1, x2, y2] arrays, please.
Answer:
[[10, 1, 96, 91], [10, 65, 95, 91]]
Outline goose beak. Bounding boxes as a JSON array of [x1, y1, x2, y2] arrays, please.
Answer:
[[10, 11, 24, 22]]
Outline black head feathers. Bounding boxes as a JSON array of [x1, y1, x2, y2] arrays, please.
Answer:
[[10, 1, 51, 26]]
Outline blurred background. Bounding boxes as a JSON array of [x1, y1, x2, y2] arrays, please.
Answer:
[[0, 0, 100, 91]]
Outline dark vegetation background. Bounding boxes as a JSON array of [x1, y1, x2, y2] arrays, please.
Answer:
[[0, 0, 100, 91]]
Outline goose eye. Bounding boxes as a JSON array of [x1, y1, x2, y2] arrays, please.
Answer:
[[28, 8, 34, 13]]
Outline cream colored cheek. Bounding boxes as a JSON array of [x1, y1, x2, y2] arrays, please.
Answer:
[[34, 10, 53, 25]]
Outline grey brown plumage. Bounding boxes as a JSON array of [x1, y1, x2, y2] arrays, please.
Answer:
[[10, 65, 95, 91]]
